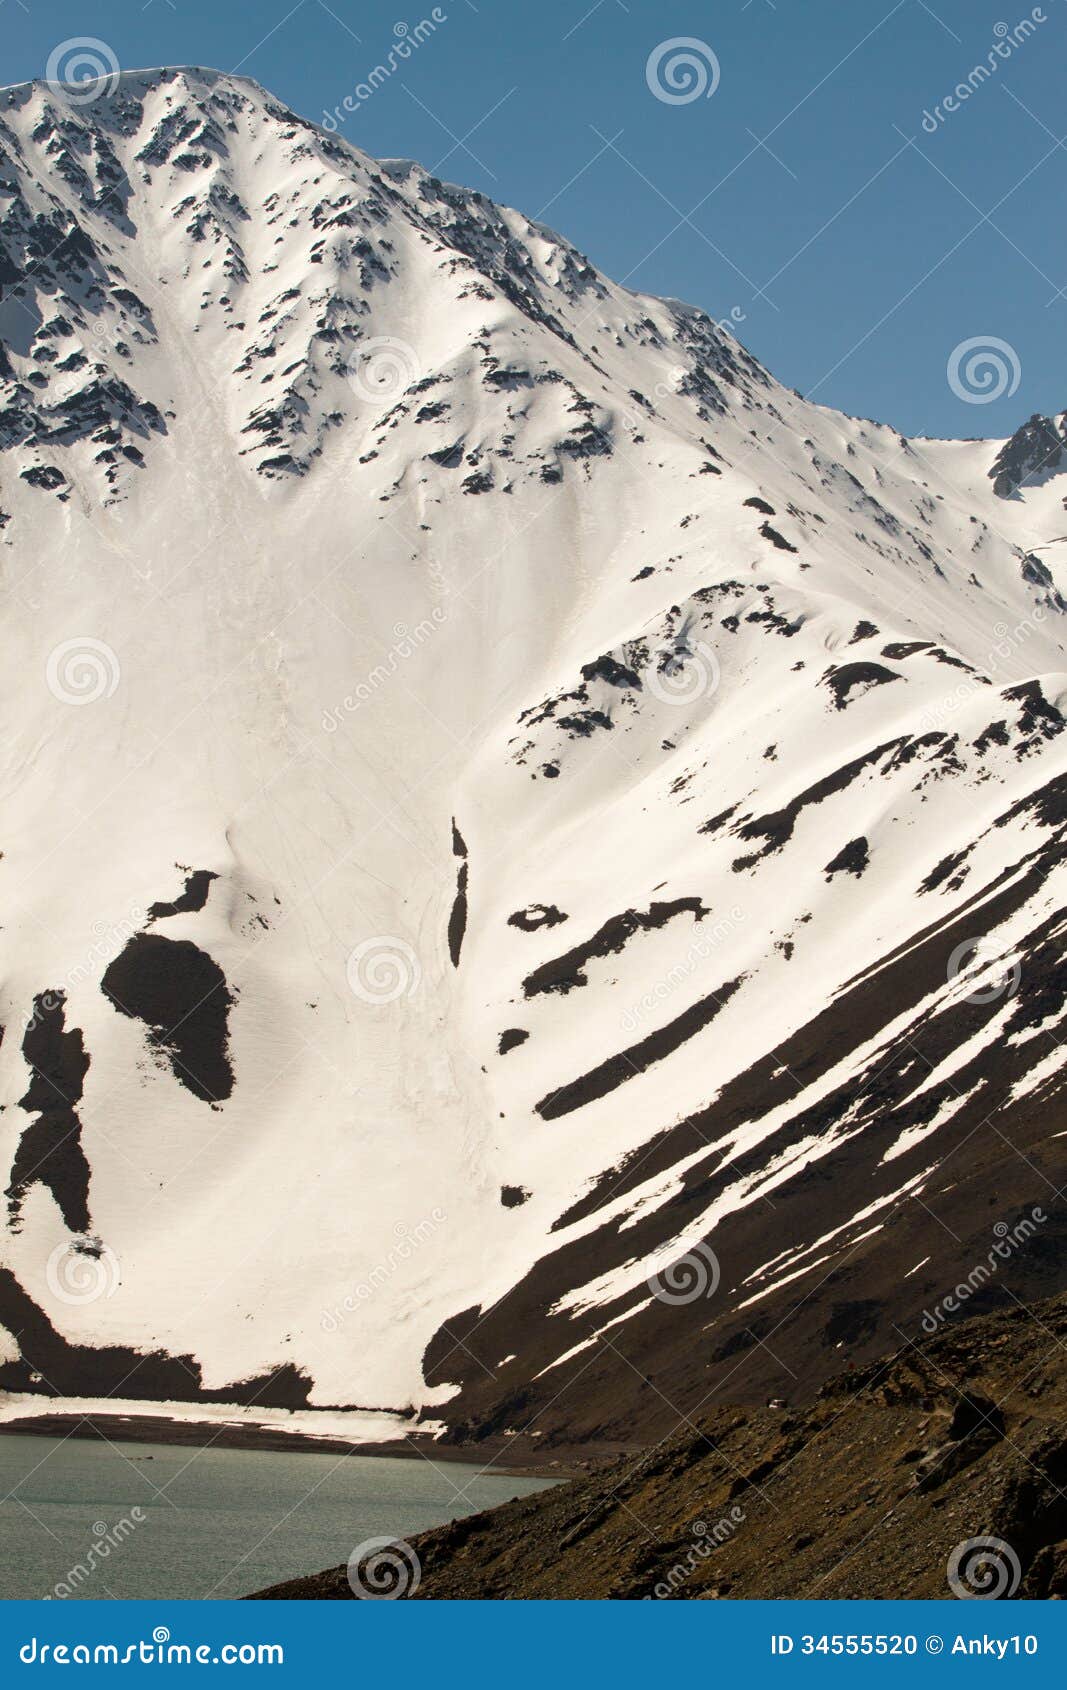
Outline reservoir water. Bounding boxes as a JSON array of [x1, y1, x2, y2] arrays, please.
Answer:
[[0, 1432, 553, 1599]]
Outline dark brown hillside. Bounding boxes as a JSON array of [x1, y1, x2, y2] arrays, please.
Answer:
[[252, 1291, 1067, 1600]]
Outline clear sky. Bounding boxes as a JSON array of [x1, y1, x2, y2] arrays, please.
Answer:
[[3, 0, 1065, 439]]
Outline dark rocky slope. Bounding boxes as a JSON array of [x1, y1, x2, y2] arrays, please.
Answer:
[[252, 1291, 1067, 1599]]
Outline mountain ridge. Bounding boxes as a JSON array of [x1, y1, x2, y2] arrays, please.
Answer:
[[0, 67, 1064, 1450]]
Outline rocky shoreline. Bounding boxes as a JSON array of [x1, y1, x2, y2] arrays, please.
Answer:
[[249, 1293, 1067, 1600], [0, 1410, 622, 1481]]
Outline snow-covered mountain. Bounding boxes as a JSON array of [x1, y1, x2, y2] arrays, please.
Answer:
[[1, 67, 1065, 1443], [989, 409, 1067, 498]]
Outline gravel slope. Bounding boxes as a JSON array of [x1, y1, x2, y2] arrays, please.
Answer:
[[251, 1292, 1067, 1599]]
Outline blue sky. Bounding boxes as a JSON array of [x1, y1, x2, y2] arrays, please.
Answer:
[[4, 0, 1065, 438]]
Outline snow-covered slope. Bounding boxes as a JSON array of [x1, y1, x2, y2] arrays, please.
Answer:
[[1, 67, 1065, 1439]]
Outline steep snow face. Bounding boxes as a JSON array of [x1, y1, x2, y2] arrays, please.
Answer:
[[0, 68, 1065, 1429]]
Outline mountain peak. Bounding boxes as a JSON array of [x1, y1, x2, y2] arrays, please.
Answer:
[[989, 409, 1067, 497], [1, 64, 272, 102], [0, 69, 755, 511], [0, 71, 1065, 1445]]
